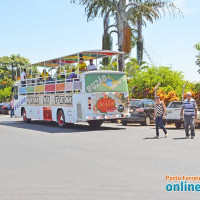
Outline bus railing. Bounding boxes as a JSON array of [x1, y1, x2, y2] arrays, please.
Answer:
[[19, 74, 82, 95]]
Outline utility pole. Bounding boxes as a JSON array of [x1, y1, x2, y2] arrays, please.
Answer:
[[182, 81, 188, 101], [154, 83, 160, 98]]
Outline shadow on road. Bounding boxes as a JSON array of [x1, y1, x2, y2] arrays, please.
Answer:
[[173, 137, 187, 140], [0, 120, 125, 134], [143, 136, 167, 140]]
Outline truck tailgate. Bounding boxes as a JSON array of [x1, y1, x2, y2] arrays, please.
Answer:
[[166, 108, 181, 120]]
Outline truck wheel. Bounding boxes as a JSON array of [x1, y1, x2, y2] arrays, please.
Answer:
[[122, 121, 128, 126], [175, 122, 181, 129], [88, 120, 103, 128], [22, 109, 31, 123], [57, 110, 66, 128], [143, 116, 150, 126], [163, 120, 166, 126]]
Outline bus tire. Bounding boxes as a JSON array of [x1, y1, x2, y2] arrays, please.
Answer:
[[122, 121, 128, 126], [22, 109, 31, 123], [57, 110, 66, 128], [88, 120, 103, 128]]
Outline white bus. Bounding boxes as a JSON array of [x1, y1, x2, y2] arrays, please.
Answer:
[[13, 50, 130, 128]]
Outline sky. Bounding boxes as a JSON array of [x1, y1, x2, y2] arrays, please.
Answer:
[[0, 0, 199, 82]]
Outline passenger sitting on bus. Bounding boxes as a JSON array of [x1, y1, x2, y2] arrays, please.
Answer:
[[36, 74, 41, 85], [46, 75, 54, 84], [87, 59, 97, 71], [41, 70, 49, 80], [76, 58, 87, 73], [68, 68, 77, 79], [20, 68, 27, 87]]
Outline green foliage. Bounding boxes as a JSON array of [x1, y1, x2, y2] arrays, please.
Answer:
[[195, 42, 200, 72], [0, 54, 30, 102], [100, 57, 117, 71], [125, 58, 149, 78], [102, 33, 113, 65], [128, 66, 191, 99]]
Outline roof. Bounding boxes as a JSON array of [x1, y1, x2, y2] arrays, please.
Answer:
[[32, 50, 123, 67]]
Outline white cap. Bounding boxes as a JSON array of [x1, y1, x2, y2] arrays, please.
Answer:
[[186, 92, 192, 96]]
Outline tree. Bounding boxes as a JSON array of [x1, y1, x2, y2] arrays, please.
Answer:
[[195, 42, 200, 72], [0, 55, 30, 102], [0, 54, 29, 81], [70, 0, 179, 70], [128, 0, 180, 65], [102, 12, 113, 65], [128, 66, 192, 100], [125, 57, 148, 78]]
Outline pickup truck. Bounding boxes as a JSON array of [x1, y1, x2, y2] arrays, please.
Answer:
[[165, 101, 200, 128]]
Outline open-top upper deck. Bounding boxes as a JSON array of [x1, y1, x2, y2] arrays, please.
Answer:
[[15, 50, 126, 95], [32, 50, 123, 68]]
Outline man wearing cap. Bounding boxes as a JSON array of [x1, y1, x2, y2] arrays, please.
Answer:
[[180, 92, 198, 139], [76, 58, 87, 73], [87, 59, 97, 71]]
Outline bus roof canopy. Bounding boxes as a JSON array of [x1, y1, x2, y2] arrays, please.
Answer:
[[32, 50, 123, 68]]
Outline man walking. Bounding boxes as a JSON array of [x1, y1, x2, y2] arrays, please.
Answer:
[[180, 92, 198, 139], [10, 97, 14, 118]]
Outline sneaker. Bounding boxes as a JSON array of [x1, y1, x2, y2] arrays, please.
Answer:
[[165, 132, 168, 138], [191, 136, 194, 139], [154, 136, 159, 139], [186, 136, 189, 139]]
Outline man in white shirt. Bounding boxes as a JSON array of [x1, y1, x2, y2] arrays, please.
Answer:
[[87, 59, 97, 71], [20, 69, 27, 87]]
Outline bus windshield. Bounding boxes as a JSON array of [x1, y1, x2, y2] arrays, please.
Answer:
[[85, 72, 128, 93]]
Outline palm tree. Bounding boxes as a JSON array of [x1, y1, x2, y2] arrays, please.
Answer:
[[70, 0, 180, 70], [102, 12, 113, 65], [128, 0, 180, 65]]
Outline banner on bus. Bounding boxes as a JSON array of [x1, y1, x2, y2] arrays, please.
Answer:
[[85, 73, 128, 93], [26, 94, 73, 106]]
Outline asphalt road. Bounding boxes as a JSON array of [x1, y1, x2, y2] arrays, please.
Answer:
[[0, 115, 200, 200]]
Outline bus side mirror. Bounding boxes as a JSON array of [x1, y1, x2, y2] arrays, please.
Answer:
[[11, 86, 14, 93]]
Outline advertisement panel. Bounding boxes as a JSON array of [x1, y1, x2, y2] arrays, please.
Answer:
[[92, 93, 128, 115], [85, 73, 128, 93]]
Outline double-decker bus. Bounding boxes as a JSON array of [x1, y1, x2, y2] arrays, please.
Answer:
[[13, 50, 130, 128]]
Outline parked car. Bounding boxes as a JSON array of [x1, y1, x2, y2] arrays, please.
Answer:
[[166, 101, 200, 128], [0, 102, 11, 115], [122, 99, 155, 126]]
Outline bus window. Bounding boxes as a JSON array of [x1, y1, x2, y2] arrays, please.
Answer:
[[85, 73, 128, 93]]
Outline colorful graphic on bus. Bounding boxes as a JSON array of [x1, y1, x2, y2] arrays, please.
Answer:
[[93, 95, 116, 113], [85, 73, 128, 93]]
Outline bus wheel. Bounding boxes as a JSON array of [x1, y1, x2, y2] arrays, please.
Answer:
[[22, 109, 31, 123], [88, 120, 103, 128], [57, 110, 66, 128], [122, 121, 128, 126]]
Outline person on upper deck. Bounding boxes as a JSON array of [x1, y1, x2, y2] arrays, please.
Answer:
[[20, 68, 27, 87], [87, 59, 97, 71], [68, 68, 77, 79], [76, 58, 87, 73], [41, 70, 49, 80]]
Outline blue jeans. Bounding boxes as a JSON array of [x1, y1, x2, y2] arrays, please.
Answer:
[[184, 115, 195, 137], [11, 108, 14, 117], [156, 116, 167, 136]]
